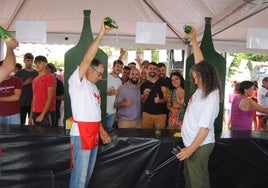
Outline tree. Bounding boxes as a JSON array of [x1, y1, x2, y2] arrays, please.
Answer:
[[229, 53, 268, 77]]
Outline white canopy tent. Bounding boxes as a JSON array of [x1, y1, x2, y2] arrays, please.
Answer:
[[1, 0, 268, 54]]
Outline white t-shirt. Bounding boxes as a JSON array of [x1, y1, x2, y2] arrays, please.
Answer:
[[106, 73, 122, 114], [182, 88, 219, 147], [257, 86, 268, 115], [68, 68, 101, 136]]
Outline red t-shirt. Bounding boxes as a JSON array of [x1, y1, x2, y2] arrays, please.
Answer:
[[0, 76, 22, 116], [32, 72, 56, 112]]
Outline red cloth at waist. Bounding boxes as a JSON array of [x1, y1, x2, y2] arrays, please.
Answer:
[[73, 119, 100, 150]]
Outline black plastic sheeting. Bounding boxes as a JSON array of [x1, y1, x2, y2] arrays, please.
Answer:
[[0, 125, 70, 188], [209, 131, 268, 188], [90, 131, 183, 188], [1, 125, 268, 188]]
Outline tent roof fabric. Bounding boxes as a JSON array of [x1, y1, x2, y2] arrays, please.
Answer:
[[1, 0, 268, 54]]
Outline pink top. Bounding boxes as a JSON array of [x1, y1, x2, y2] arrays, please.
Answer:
[[229, 92, 238, 103], [231, 96, 253, 130]]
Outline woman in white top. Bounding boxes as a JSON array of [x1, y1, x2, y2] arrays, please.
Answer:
[[176, 27, 221, 188]]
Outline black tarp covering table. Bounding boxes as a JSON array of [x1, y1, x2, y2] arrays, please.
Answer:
[[1, 125, 268, 188], [0, 125, 70, 188], [90, 129, 183, 188], [209, 131, 268, 188], [0, 126, 182, 188]]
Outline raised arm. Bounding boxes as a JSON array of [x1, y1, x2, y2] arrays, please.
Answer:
[[0, 39, 19, 82], [78, 18, 113, 80], [118, 48, 126, 60], [185, 27, 204, 64], [135, 55, 142, 69]]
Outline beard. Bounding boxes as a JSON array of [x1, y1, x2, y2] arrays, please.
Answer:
[[130, 77, 139, 84], [159, 73, 165, 78], [149, 72, 156, 78]]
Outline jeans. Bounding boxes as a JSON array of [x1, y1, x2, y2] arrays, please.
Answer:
[[69, 136, 98, 188], [0, 113, 20, 125], [105, 113, 115, 129]]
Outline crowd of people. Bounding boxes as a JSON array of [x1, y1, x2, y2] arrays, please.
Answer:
[[2, 18, 268, 188], [0, 40, 64, 126], [106, 49, 185, 131]]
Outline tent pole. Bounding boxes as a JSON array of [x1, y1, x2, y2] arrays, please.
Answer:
[[212, 4, 268, 37], [5, 0, 26, 29]]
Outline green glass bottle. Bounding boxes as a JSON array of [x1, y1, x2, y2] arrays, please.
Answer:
[[0, 26, 12, 41], [104, 17, 119, 29], [183, 25, 192, 34]]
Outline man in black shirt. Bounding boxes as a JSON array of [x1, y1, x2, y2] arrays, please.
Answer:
[[140, 62, 169, 129]]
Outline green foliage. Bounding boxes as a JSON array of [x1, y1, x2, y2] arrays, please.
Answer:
[[50, 59, 64, 68], [229, 53, 268, 76], [99, 46, 165, 63], [100, 46, 115, 57], [247, 54, 267, 62], [151, 50, 159, 62], [247, 61, 253, 71]]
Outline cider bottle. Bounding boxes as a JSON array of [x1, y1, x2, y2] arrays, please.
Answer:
[[183, 25, 192, 34], [0, 26, 12, 41], [104, 17, 119, 29]]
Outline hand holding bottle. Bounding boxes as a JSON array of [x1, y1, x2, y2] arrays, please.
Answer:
[[183, 25, 193, 34], [0, 26, 12, 41], [185, 25, 203, 63], [100, 18, 114, 36], [5, 38, 19, 50], [104, 17, 119, 29], [184, 25, 197, 41]]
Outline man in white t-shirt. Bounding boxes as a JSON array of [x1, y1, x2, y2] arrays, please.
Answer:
[[257, 77, 268, 129], [106, 59, 123, 128], [68, 19, 112, 188]]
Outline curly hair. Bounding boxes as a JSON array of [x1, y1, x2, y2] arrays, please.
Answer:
[[190, 60, 222, 98]]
